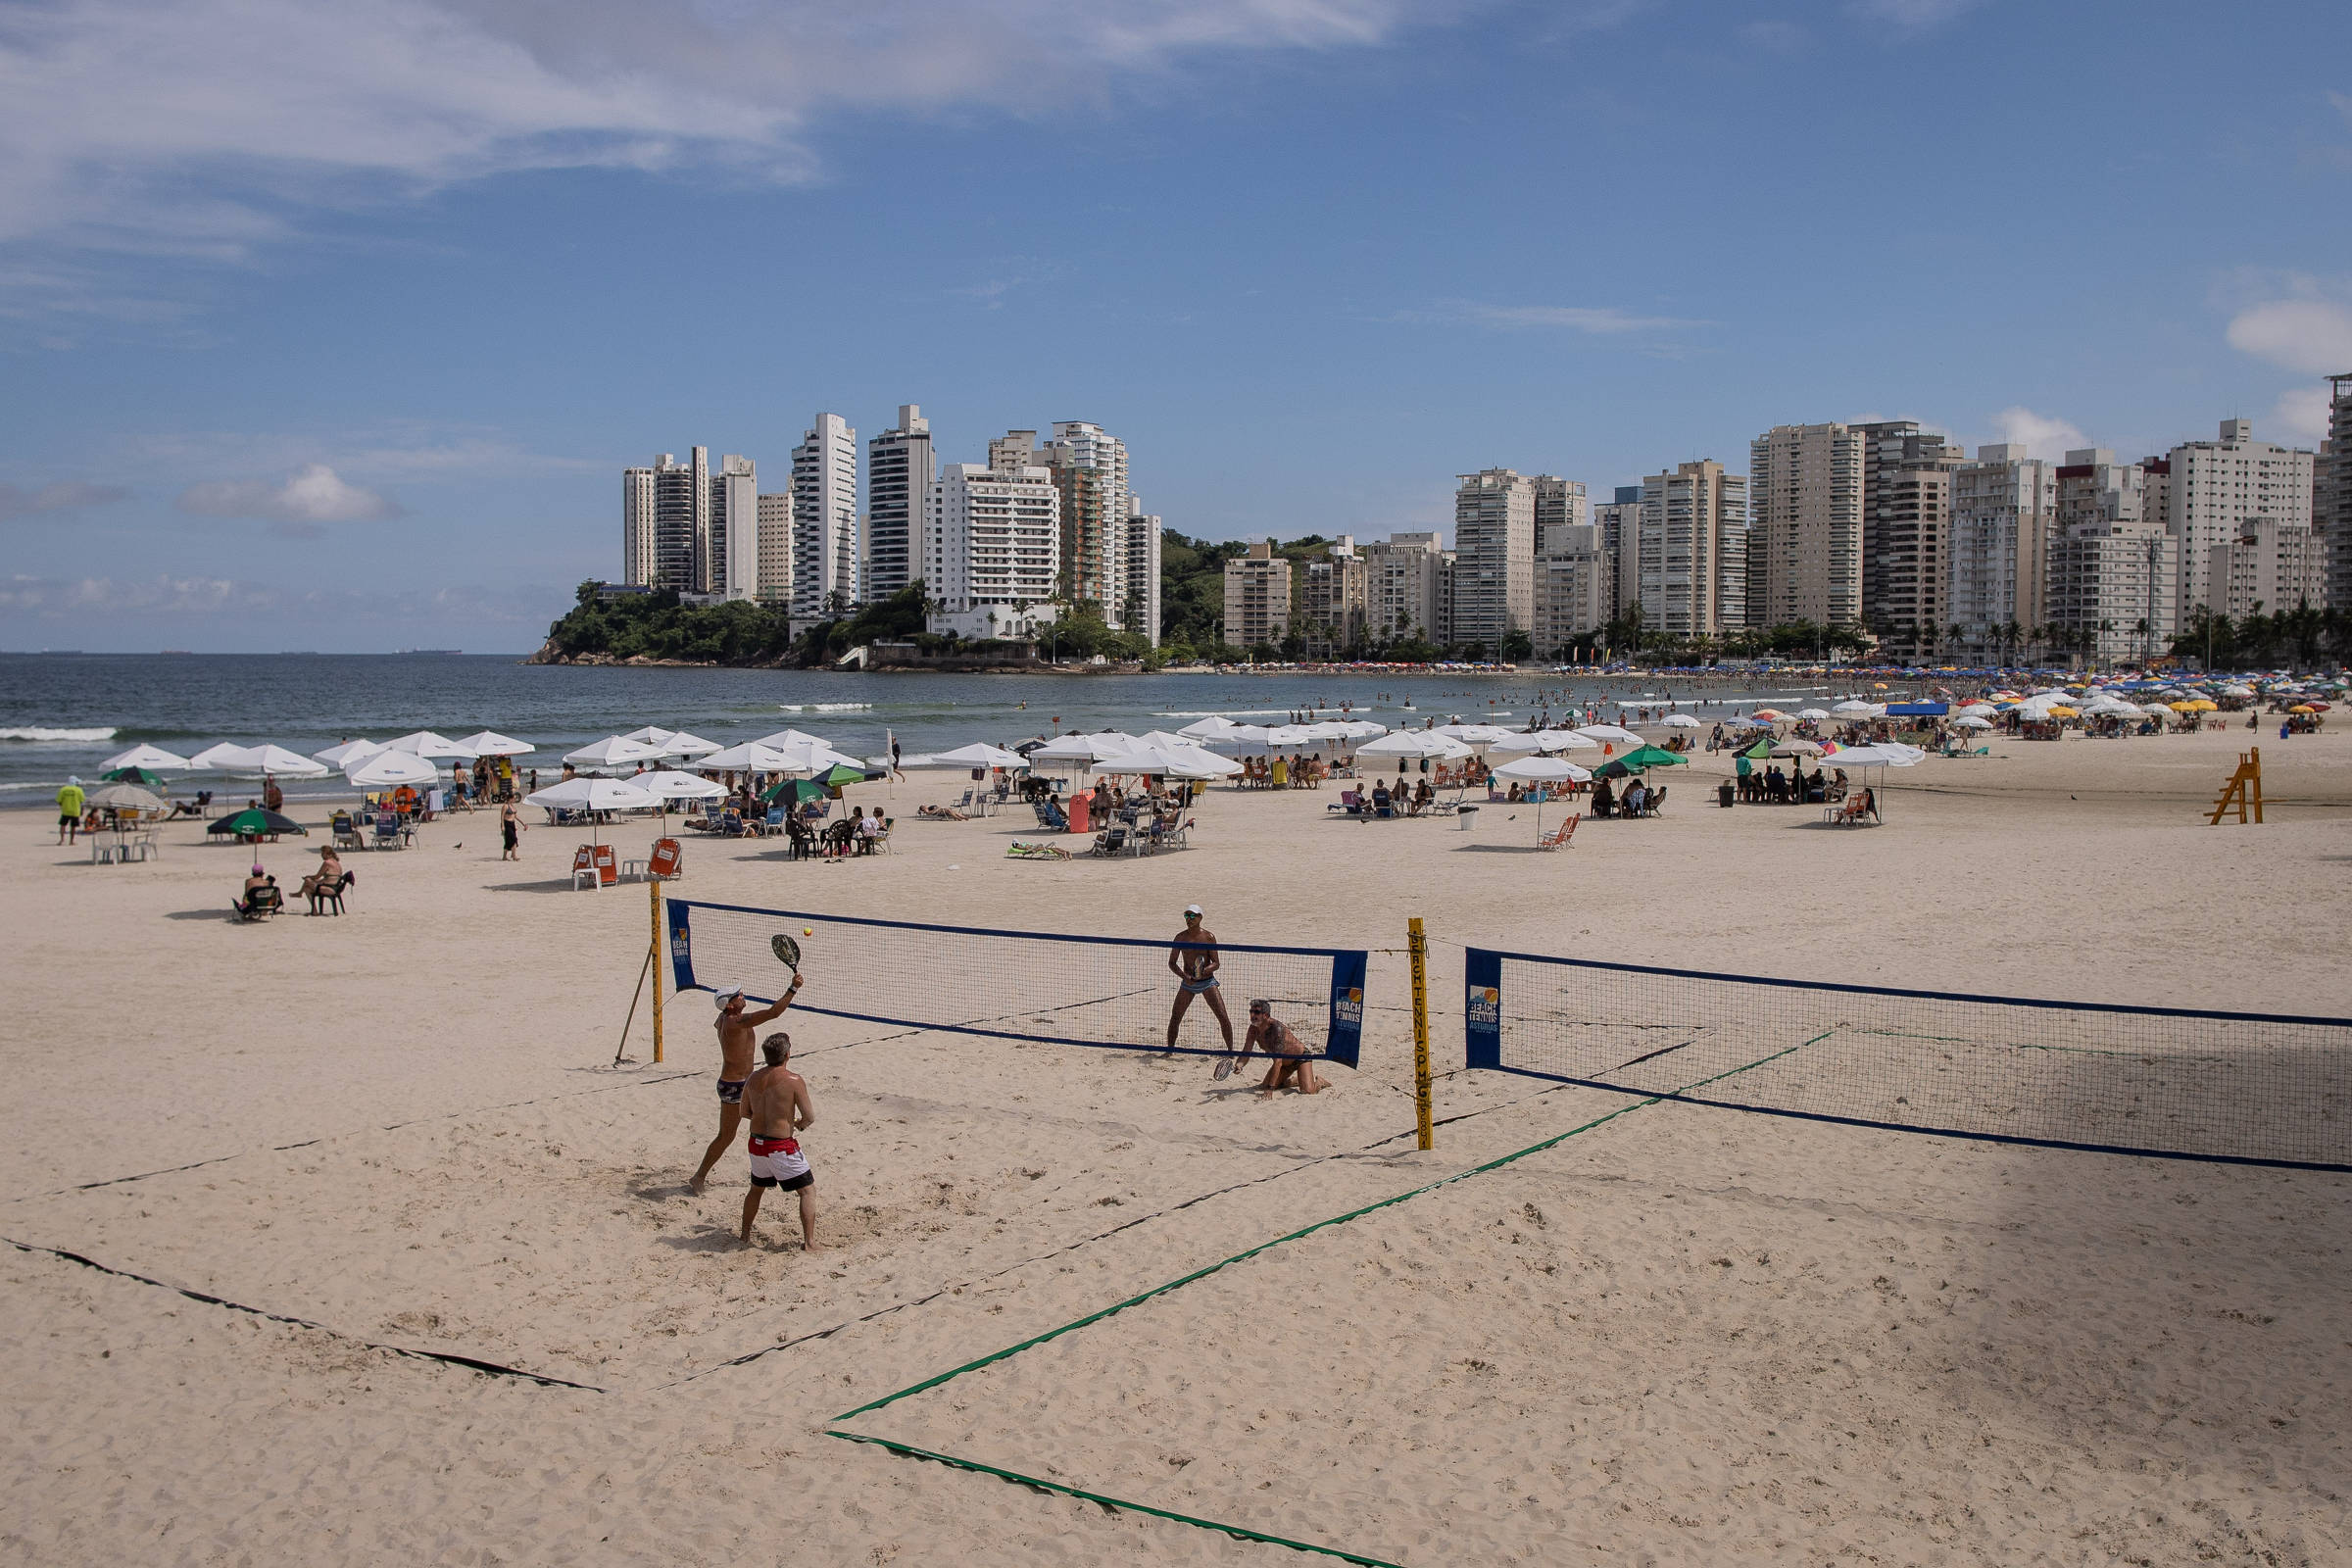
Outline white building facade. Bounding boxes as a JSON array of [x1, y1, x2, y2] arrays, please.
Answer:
[[1635, 459, 1747, 639], [1748, 422, 1865, 628], [2163, 418, 2316, 617], [923, 463, 1061, 641], [1364, 532, 1448, 645], [791, 414, 858, 618], [1533, 522, 1608, 658], [1123, 500, 1162, 646], [1946, 445, 2056, 657], [865, 405, 933, 606], [2048, 448, 2177, 666], [1451, 468, 1537, 652]]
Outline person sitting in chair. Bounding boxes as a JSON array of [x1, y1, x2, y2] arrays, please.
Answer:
[[235, 864, 283, 918], [1591, 776, 1616, 819], [1623, 779, 1648, 816], [1370, 780, 1394, 818]]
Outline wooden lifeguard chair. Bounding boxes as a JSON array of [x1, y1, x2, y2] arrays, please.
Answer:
[[2207, 747, 2263, 825]]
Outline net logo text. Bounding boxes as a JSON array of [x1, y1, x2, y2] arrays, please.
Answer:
[[1467, 985, 1500, 1028], [1333, 985, 1364, 1027]]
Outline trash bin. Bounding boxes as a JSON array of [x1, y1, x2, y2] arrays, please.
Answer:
[[1717, 780, 1736, 808], [1456, 806, 1479, 832]]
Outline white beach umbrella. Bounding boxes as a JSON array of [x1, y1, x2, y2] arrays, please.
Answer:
[[1176, 716, 1246, 740], [752, 727, 838, 752], [907, 742, 1029, 769], [1796, 708, 1832, 720], [1031, 731, 1139, 763], [383, 730, 479, 760], [660, 731, 721, 759], [344, 751, 439, 788], [1434, 723, 1515, 745], [313, 738, 383, 767], [1492, 756, 1592, 783], [1952, 704, 1996, 718], [525, 776, 661, 811], [86, 782, 169, 813], [771, 739, 869, 774], [1830, 700, 1880, 715], [634, 769, 726, 801], [563, 735, 666, 769], [187, 742, 260, 770], [454, 730, 535, 757], [1356, 730, 1473, 761], [1658, 713, 1701, 728], [235, 744, 330, 777], [1491, 729, 1597, 755], [699, 741, 807, 772], [1834, 744, 1924, 766], [100, 743, 193, 772], [1574, 723, 1643, 744], [1950, 715, 1994, 730], [1087, 745, 1224, 780]]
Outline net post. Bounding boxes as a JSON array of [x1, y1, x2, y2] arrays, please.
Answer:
[[1408, 917, 1433, 1151], [2250, 746, 2263, 824], [650, 877, 665, 1064]]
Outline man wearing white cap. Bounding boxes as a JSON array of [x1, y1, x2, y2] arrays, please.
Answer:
[[56, 776, 85, 845], [691, 977, 802, 1194], [1164, 904, 1234, 1054]]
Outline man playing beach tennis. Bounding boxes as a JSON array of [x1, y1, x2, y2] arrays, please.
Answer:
[[740, 1033, 818, 1250], [1244, 999, 1324, 1097], [691, 978, 801, 1194], [1165, 904, 1235, 1054]]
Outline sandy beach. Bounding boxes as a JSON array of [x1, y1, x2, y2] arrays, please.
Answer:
[[4, 723, 2348, 1566]]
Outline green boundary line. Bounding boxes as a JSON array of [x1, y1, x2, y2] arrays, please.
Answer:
[[825, 1032, 1830, 1562]]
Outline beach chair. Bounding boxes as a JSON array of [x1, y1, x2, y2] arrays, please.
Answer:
[[820, 819, 858, 858], [233, 883, 283, 921], [1644, 786, 1668, 817], [648, 837, 684, 880], [1031, 797, 1068, 831], [331, 811, 364, 852], [371, 814, 404, 851], [1327, 788, 1362, 816], [1091, 825, 1128, 858], [570, 845, 602, 889], [307, 869, 354, 915], [1007, 839, 1072, 861], [785, 817, 815, 861], [870, 817, 894, 855], [1537, 812, 1580, 852]]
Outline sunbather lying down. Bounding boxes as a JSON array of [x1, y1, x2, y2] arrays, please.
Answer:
[[918, 804, 968, 820], [1006, 839, 1071, 860]]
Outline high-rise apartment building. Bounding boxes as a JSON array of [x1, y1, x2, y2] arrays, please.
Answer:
[[1748, 422, 1865, 628], [1298, 537, 1368, 657], [2162, 418, 2317, 617], [1364, 532, 1448, 645], [2324, 374, 2352, 612], [1946, 445, 2056, 658], [2047, 448, 2176, 666], [621, 460, 664, 587], [791, 414, 858, 617], [923, 462, 1061, 641], [1038, 421, 1132, 624], [1855, 421, 1962, 659], [622, 448, 732, 594], [756, 493, 793, 607], [865, 405, 934, 606], [714, 454, 759, 601], [1451, 468, 1537, 652], [1533, 523, 1608, 658], [1122, 499, 1162, 647], [1634, 460, 1748, 639], [1592, 486, 1642, 616], [2206, 516, 2328, 621], [1223, 541, 1293, 650]]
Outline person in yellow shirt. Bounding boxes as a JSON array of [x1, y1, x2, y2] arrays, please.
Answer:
[[56, 777, 85, 845]]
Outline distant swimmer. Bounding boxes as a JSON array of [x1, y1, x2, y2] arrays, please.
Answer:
[[1165, 903, 1235, 1054], [739, 1033, 818, 1250], [692, 979, 800, 1194]]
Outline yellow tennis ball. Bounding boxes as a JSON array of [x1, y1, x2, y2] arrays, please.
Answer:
[[802, 926, 812, 937]]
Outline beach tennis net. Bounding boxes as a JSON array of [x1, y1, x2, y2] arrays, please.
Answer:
[[666, 900, 1369, 1065], [1464, 950, 2352, 1170]]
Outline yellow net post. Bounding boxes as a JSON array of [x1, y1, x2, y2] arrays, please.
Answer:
[[650, 877, 665, 1064], [1408, 916, 1433, 1151]]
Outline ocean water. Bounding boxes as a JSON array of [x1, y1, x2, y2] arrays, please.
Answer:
[[0, 653, 1844, 801]]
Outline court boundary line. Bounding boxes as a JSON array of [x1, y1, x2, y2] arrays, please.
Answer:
[[821, 1035, 1826, 1563]]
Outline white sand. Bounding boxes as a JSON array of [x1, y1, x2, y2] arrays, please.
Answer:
[[2, 724, 2347, 1564]]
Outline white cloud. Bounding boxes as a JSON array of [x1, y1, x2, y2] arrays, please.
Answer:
[[2226, 298, 2352, 376], [2268, 384, 2332, 446], [1851, 0, 1984, 24], [0, 572, 276, 616], [1420, 301, 1706, 333], [0, 572, 557, 623], [175, 464, 402, 528], [1985, 407, 2088, 461], [0, 0, 1465, 266], [0, 480, 129, 519]]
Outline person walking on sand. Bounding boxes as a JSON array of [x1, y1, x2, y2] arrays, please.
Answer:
[[1165, 904, 1235, 1054], [739, 1033, 818, 1250], [56, 776, 85, 845], [692, 979, 801, 1193], [500, 799, 523, 861]]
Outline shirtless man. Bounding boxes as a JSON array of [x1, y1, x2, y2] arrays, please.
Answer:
[[1244, 999, 1324, 1098], [690, 978, 801, 1193], [740, 1033, 817, 1250], [1164, 904, 1234, 1053]]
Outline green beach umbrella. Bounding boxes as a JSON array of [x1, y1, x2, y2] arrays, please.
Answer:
[[101, 765, 168, 787], [820, 763, 866, 788], [761, 778, 830, 807], [206, 808, 308, 838], [1740, 738, 1773, 760], [1612, 744, 1690, 771]]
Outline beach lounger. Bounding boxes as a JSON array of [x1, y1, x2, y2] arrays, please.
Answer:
[[1537, 812, 1580, 852], [1006, 839, 1071, 861], [1091, 825, 1128, 858]]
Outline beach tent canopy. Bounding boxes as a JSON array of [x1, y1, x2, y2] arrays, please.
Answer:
[[383, 730, 479, 760], [1884, 701, 1947, 716], [907, 742, 1028, 769], [1433, 723, 1515, 745], [702, 741, 807, 771], [1830, 701, 1881, 715], [1825, 744, 1923, 767], [453, 730, 535, 757], [312, 738, 383, 767], [1030, 731, 1140, 763], [344, 751, 440, 787], [1087, 744, 1226, 780], [100, 743, 192, 772]]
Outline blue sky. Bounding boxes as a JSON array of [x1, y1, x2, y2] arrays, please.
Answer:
[[3, 0, 2348, 651]]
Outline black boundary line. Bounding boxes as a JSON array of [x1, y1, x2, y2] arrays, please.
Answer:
[[1481, 1065, 2352, 1174], [7, 1071, 702, 1206], [659, 1077, 1587, 1387], [3, 1236, 606, 1391]]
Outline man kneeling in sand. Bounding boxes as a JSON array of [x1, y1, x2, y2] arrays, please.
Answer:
[[741, 1033, 819, 1250], [1244, 999, 1323, 1098]]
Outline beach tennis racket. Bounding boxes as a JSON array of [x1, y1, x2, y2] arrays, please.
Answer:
[[770, 933, 802, 972], [1213, 1054, 1236, 1081]]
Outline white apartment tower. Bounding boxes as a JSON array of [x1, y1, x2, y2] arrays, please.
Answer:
[[2325, 374, 2352, 612], [2048, 448, 2177, 666], [715, 454, 759, 601], [865, 405, 934, 605], [1222, 541, 1293, 650], [622, 448, 732, 594], [1636, 460, 1747, 639], [1592, 486, 1642, 616], [2207, 517, 2328, 622], [1856, 421, 1962, 659], [2163, 418, 2317, 618], [924, 462, 1062, 641], [1748, 422, 1866, 628], [1039, 421, 1133, 625], [756, 492, 793, 607], [1123, 499, 1162, 646], [1364, 532, 1449, 645], [1946, 445, 2056, 658], [622, 461, 662, 587], [1298, 537, 1368, 657], [1533, 523, 1609, 658], [1451, 468, 1537, 652], [791, 414, 858, 617]]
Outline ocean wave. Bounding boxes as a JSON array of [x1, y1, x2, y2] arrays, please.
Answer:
[[0, 726, 117, 742], [778, 703, 874, 711]]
